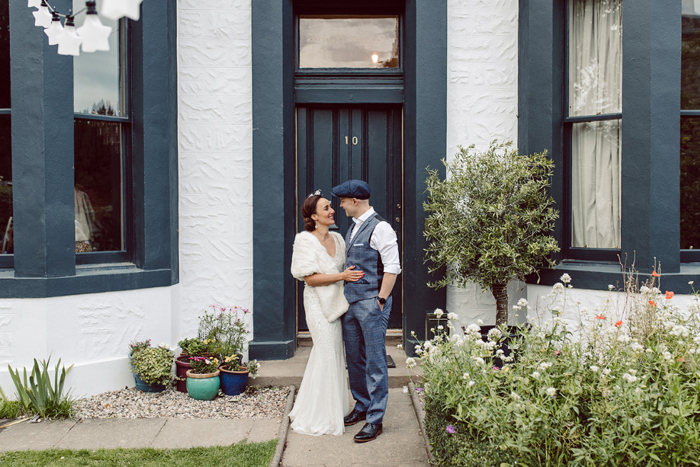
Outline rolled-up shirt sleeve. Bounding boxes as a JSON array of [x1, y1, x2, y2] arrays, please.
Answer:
[[370, 222, 401, 275]]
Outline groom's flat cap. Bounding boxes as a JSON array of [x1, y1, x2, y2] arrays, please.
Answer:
[[331, 180, 371, 199]]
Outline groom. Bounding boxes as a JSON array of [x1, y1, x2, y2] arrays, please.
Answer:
[[331, 180, 401, 443]]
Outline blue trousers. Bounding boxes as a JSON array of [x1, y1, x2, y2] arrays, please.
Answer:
[[342, 296, 391, 425]]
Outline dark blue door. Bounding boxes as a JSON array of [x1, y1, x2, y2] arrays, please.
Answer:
[[296, 105, 403, 331]]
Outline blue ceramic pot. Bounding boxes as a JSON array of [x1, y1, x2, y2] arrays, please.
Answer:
[[133, 373, 167, 393], [186, 370, 220, 400], [219, 366, 249, 396]]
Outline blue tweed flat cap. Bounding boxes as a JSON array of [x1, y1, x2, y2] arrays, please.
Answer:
[[331, 180, 371, 199]]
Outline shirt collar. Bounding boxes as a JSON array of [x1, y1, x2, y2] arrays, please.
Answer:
[[352, 207, 376, 225]]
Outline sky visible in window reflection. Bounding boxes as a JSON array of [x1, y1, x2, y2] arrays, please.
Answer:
[[683, 0, 700, 16], [299, 16, 399, 69], [73, 3, 123, 116]]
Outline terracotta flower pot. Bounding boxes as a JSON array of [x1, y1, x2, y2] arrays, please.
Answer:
[[185, 369, 220, 401], [219, 364, 249, 396]]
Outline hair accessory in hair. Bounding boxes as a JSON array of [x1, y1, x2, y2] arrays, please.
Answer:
[[307, 189, 322, 198]]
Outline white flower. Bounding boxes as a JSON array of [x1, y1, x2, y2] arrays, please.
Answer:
[[462, 372, 469, 380], [546, 387, 557, 397], [630, 343, 644, 352], [622, 373, 638, 383], [553, 282, 565, 291], [694, 336, 700, 344], [689, 281, 694, 285], [589, 365, 599, 372], [663, 351, 672, 361], [560, 273, 571, 284], [488, 328, 502, 341], [468, 380, 475, 387], [496, 349, 504, 356], [510, 392, 521, 400], [477, 319, 484, 325], [531, 371, 540, 379], [466, 324, 480, 333], [629, 369, 637, 376], [640, 286, 651, 294], [434, 308, 444, 318], [437, 325, 444, 331], [397, 344, 403, 350], [539, 362, 553, 371], [517, 298, 529, 307], [646, 348, 654, 353], [447, 312, 459, 321], [414, 344, 422, 352], [670, 325, 690, 338], [603, 368, 611, 375], [608, 284, 614, 290], [423, 341, 433, 350], [473, 357, 485, 365], [406, 357, 417, 368]]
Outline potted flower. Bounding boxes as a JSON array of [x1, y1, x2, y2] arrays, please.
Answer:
[[128, 340, 175, 392], [185, 356, 220, 400], [174, 337, 210, 393], [219, 355, 260, 396], [424, 140, 560, 326]]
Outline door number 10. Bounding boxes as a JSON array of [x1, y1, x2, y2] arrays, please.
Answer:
[[345, 136, 358, 146]]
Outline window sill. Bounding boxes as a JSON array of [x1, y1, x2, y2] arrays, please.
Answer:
[[530, 261, 700, 296], [0, 265, 175, 299]]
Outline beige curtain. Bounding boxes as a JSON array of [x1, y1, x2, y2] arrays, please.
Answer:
[[569, 0, 622, 249]]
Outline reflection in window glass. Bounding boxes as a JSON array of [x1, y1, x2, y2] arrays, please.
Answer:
[[681, 118, 700, 249], [0, 116, 10, 254], [571, 120, 621, 249], [568, 0, 622, 117], [682, 0, 700, 109], [73, 3, 125, 116], [74, 120, 123, 252], [0, 0, 9, 109], [299, 16, 399, 69]]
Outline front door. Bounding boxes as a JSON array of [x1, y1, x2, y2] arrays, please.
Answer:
[[296, 105, 402, 331]]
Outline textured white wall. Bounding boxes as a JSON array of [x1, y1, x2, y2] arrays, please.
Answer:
[[0, 287, 176, 398], [444, 0, 523, 327], [177, 0, 254, 340]]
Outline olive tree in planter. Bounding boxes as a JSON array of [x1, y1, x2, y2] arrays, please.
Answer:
[[424, 140, 560, 326]]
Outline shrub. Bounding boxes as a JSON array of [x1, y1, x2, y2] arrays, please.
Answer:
[[417, 274, 700, 466], [129, 345, 175, 386], [7, 357, 74, 419]]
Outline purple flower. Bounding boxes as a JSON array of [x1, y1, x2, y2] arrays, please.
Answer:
[[493, 366, 500, 371], [415, 387, 423, 392], [446, 425, 456, 434]]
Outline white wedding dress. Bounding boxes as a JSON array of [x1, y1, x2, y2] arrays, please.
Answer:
[[289, 231, 350, 436]]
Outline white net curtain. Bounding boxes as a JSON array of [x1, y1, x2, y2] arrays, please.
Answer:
[[569, 0, 623, 249]]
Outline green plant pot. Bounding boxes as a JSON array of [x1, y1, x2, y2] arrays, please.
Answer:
[[185, 369, 220, 400]]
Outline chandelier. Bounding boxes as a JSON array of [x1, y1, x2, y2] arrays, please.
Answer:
[[28, 0, 144, 56]]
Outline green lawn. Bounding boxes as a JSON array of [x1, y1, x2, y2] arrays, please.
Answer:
[[0, 440, 277, 467]]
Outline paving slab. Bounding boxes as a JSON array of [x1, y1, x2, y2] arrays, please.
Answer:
[[150, 418, 254, 449], [281, 388, 429, 467], [247, 418, 281, 444], [0, 420, 75, 451], [54, 418, 165, 450]]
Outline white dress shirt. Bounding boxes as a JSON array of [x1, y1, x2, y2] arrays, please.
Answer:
[[349, 207, 401, 275]]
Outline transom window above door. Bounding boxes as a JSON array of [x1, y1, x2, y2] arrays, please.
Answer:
[[298, 15, 399, 69]]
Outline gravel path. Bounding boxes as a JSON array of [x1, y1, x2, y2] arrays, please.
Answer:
[[74, 386, 291, 420]]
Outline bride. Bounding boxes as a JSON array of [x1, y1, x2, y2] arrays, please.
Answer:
[[289, 192, 364, 435]]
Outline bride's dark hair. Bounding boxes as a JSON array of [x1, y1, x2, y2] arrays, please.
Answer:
[[301, 195, 322, 232]]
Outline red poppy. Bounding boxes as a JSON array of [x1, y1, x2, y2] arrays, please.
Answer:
[[652, 271, 661, 277], [615, 321, 623, 328], [665, 291, 674, 299], [595, 314, 605, 320], [649, 300, 657, 307]]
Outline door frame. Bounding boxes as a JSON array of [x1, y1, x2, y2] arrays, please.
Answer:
[[250, 0, 447, 360]]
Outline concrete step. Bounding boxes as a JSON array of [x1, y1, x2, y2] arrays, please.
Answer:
[[254, 337, 421, 389]]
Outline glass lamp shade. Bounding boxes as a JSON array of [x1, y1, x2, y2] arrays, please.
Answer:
[[57, 25, 83, 56], [28, 0, 42, 8], [101, 0, 143, 21], [77, 15, 112, 53], [33, 5, 53, 28], [44, 19, 64, 46]]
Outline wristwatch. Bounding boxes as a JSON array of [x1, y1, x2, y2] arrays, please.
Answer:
[[377, 296, 387, 305]]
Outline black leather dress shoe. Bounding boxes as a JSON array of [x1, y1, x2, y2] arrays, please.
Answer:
[[353, 422, 383, 443], [344, 408, 367, 426]]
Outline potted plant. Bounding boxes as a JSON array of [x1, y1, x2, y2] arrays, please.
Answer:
[[174, 337, 210, 393], [128, 340, 175, 392], [185, 356, 220, 401], [424, 140, 560, 326], [219, 355, 260, 396]]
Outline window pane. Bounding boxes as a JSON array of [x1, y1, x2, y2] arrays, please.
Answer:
[[0, 0, 9, 109], [681, 117, 700, 249], [682, 2, 700, 109], [0, 115, 10, 254], [74, 120, 124, 252], [568, 0, 622, 117], [299, 16, 399, 69], [73, 8, 126, 116], [571, 120, 621, 249]]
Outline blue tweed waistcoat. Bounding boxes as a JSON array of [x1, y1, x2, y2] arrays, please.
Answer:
[[344, 214, 384, 304]]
